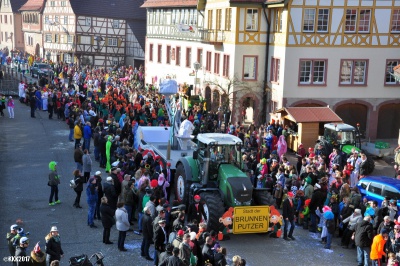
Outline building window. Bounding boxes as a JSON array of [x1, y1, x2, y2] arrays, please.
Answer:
[[243, 56, 257, 80], [45, 34, 52, 42], [189, 9, 197, 25], [223, 54, 230, 77], [108, 38, 117, 46], [176, 47, 181, 66], [10, 15, 12, 25], [112, 20, 119, 28], [85, 17, 91, 26], [50, 1, 55, 7], [61, 1, 66, 6], [225, 8, 232, 31], [299, 59, 326, 85], [246, 9, 258, 31], [345, 9, 371, 33], [340, 59, 368, 85], [67, 35, 73, 43], [385, 60, 400, 85], [207, 10, 213, 29], [45, 16, 49, 24], [64, 16, 68, 25], [112, 57, 119, 66], [303, 9, 315, 32], [64, 53, 72, 63], [149, 44, 153, 62], [54, 34, 59, 43], [206, 51, 212, 72], [197, 48, 203, 68], [275, 9, 283, 33], [166, 45, 171, 64], [216, 9, 222, 30], [214, 53, 220, 74], [391, 9, 400, 33], [55, 16, 59, 23], [186, 47, 192, 68], [303, 8, 329, 33], [271, 57, 280, 83], [158, 44, 162, 63]]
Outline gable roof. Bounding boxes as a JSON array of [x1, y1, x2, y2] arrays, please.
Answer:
[[69, 0, 146, 20], [10, 0, 28, 12], [141, 0, 197, 8], [275, 107, 343, 123], [19, 0, 45, 12]]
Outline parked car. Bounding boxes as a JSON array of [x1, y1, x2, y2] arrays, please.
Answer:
[[30, 63, 51, 78], [357, 176, 400, 207]]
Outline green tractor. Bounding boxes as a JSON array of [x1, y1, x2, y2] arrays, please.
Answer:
[[174, 133, 275, 232]]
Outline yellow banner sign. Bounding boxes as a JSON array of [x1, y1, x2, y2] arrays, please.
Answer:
[[233, 206, 270, 234]]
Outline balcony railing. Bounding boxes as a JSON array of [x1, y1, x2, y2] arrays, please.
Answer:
[[199, 29, 225, 44]]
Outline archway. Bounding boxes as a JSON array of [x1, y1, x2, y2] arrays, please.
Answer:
[[35, 43, 40, 57], [205, 86, 211, 111], [377, 103, 400, 139], [212, 90, 220, 111], [335, 103, 368, 133]]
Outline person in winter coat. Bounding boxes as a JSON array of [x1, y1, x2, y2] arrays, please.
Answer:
[[341, 208, 363, 248], [115, 202, 130, 251], [154, 219, 168, 265], [105, 136, 112, 173], [188, 195, 206, 224], [282, 191, 296, 241], [324, 210, 335, 250], [353, 215, 373, 266], [48, 161, 61, 206], [103, 177, 118, 210], [15, 236, 29, 266], [7, 224, 18, 256], [7, 96, 14, 118], [214, 246, 228, 266], [74, 122, 83, 149], [309, 183, 327, 233], [202, 236, 214, 265], [83, 122, 92, 151], [87, 177, 99, 228], [303, 177, 314, 200], [159, 244, 174, 266], [163, 247, 185, 266], [141, 206, 154, 260], [82, 149, 92, 182], [178, 234, 192, 266], [100, 196, 115, 244], [45, 226, 64, 264], [370, 228, 389, 266], [124, 181, 137, 223], [29, 242, 46, 266], [94, 171, 103, 220], [72, 169, 84, 208]]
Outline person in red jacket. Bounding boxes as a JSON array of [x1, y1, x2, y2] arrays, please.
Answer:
[[370, 228, 389, 266]]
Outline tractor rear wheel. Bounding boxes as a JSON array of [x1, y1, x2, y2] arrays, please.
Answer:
[[253, 190, 276, 206], [174, 163, 190, 204], [200, 192, 224, 232]]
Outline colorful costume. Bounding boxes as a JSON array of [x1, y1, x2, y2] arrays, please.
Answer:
[[105, 136, 112, 172]]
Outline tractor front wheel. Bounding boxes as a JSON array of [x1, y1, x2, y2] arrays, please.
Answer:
[[200, 192, 224, 232]]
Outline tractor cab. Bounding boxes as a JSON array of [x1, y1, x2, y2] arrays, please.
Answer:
[[323, 123, 356, 150]]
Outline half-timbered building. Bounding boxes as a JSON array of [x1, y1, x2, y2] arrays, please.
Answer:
[[0, 0, 28, 51], [42, 0, 146, 67], [267, 0, 400, 139], [20, 0, 45, 57], [141, 0, 271, 124]]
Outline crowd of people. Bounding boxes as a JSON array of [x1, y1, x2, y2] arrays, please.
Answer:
[[4, 54, 400, 266]]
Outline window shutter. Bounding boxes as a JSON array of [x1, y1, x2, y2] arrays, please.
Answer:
[[91, 36, 94, 45], [105, 37, 108, 46], [118, 38, 122, 47], [77, 35, 81, 44]]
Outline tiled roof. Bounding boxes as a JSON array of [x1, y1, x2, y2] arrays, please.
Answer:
[[11, 0, 28, 12], [141, 0, 197, 8], [276, 107, 343, 123], [69, 0, 146, 20], [19, 0, 45, 12], [230, 0, 284, 3]]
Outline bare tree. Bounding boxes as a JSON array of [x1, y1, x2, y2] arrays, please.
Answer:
[[203, 74, 263, 110]]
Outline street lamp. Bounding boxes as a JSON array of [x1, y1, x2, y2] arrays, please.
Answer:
[[193, 61, 200, 95]]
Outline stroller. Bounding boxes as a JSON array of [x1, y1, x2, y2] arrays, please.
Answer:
[[69, 252, 105, 266]]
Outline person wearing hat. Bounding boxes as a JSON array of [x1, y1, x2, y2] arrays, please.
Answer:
[[172, 229, 185, 249], [94, 171, 104, 220], [7, 224, 18, 257], [87, 177, 99, 228], [353, 215, 373, 266], [341, 208, 362, 248], [158, 243, 173, 266], [308, 182, 326, 233], [188, 195, 207, 224], [48, 161, 61, 206], [15, 236, 29, 266], [29, 242, 46, 266], [282, 191, 296, 241], [103, 176, 117, 210], [45, 226, 64, 264], [141, 206, 154, 260], [370, 228, 389, 266], [153, 219, 167, 265]]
